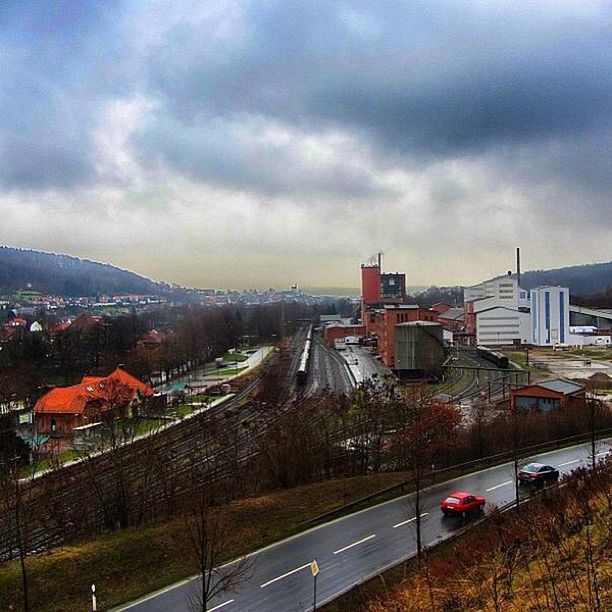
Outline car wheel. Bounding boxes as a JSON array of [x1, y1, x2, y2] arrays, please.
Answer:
[[442, 509, 449, 517], [461, 511, 467, 519], [479, 502, 485, 512]]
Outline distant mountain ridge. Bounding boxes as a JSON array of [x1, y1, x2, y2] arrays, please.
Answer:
[[520, 261, 612, 295], [0, 247, 165, 296]]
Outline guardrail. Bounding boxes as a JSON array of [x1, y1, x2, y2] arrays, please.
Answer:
[[302, 428, 612, 527]]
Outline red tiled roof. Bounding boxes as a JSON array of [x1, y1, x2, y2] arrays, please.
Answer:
[[107, 367, 154, 396], [69, 314, 103, 331], [50, 320, 72, 333], [35, 368, 153, 414]]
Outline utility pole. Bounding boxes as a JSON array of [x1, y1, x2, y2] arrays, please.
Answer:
[[590, 397, 597, 471], [512, 404, 520, 513]]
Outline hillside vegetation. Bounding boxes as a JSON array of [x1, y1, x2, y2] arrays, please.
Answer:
[[0, 246, 163, 296], [520, 261, 612, 295]]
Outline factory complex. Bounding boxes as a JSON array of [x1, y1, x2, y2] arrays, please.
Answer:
[[320, 251, 612, 380]]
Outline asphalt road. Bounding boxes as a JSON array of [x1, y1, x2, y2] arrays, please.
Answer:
[[115, 439, 611, 612]]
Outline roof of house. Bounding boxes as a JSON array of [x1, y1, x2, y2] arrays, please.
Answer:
[[49, 319, 72, 333], [536, 379, 584, 395], [81, 367, 154, 397], [69, 313, 102, 331], [513, 378, 584, 397], [34, 368, 153, 414]]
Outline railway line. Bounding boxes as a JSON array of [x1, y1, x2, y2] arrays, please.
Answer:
[[1, 333, 529, 562], [1, 330, 310, 561]]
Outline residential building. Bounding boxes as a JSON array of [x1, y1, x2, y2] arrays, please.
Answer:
[[33, 367, 154, 438]]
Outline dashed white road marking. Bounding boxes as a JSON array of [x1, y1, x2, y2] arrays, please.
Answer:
[[260, 563, 311, 588], [486, 480, 513, 492], [558, 459, 580, 467], [393, 513, 429, 529], [596, 451, 610, 457], [333, 534, 376, 555], [209, 600, 235, 611]]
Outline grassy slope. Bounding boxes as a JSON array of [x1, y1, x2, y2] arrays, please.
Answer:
[[0, 471, 409, 611]]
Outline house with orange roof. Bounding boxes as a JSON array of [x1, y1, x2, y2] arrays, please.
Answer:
[[68, 313, 103, 332], [33, 367, 154, 437]]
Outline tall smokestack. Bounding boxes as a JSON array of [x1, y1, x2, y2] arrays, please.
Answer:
[[377, 252, 383, 271], [516, 247, 521, 286]]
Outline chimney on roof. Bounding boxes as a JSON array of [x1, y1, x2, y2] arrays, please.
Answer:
[[516, 247, 521, 286], [507, 270, 512, 276]]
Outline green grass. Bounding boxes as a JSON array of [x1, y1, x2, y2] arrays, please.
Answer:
[[20, 449, 79, 479], [175, 404, 193, 418], [215, 366, 247, 376], [222, 352, 248, 362], [502, 350, 549, 379]]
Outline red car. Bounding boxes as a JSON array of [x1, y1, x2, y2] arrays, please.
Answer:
[[440, 491, 485, 518]]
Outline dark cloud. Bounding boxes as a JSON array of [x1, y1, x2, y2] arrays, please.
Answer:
[[0, 0, 611, 209], [136, 1, 612, 199]]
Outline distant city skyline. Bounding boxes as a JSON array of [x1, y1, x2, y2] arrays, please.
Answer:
[[1, 2, 610, 289]]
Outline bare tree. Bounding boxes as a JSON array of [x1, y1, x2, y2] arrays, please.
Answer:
[[182, 453, 251, 612]]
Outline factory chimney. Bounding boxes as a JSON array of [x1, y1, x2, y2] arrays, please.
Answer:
[[516, 247, 521, 287]]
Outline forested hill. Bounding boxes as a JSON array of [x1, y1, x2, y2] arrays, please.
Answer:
[[520, 261, 612, 295], [0, 247, 164, 296]]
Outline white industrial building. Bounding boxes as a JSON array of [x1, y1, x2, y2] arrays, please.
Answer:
[[466, 274, 575, 348], [467, 273, 530, 346], [530, 286, 570, 346], [476, 306, 530, 346], [465, 273, 529, 308]]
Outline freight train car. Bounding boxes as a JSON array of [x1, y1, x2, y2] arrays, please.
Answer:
[[476, 345, 509, 369]]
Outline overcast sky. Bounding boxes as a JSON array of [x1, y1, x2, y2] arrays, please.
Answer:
[[1, 1, 610, 289]]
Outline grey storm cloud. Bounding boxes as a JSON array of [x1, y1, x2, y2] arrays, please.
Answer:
[[136, 0, 612, 200], [0, 0, 611, 204]]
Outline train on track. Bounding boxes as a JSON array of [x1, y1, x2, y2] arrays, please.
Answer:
[[476, 345, 509, 369], [296, 325, 313, 385]]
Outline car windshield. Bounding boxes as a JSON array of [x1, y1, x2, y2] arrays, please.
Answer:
[[522, 463, 541, 471], [444, 497, 461, 504]]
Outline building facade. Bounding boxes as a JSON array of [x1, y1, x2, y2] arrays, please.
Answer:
[[530, 286, 570, 346], [476, 306, 530, 346], [367, 305, 438, 367]]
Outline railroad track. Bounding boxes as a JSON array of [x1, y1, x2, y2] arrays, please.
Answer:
[[1, 330, 309, 561]]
